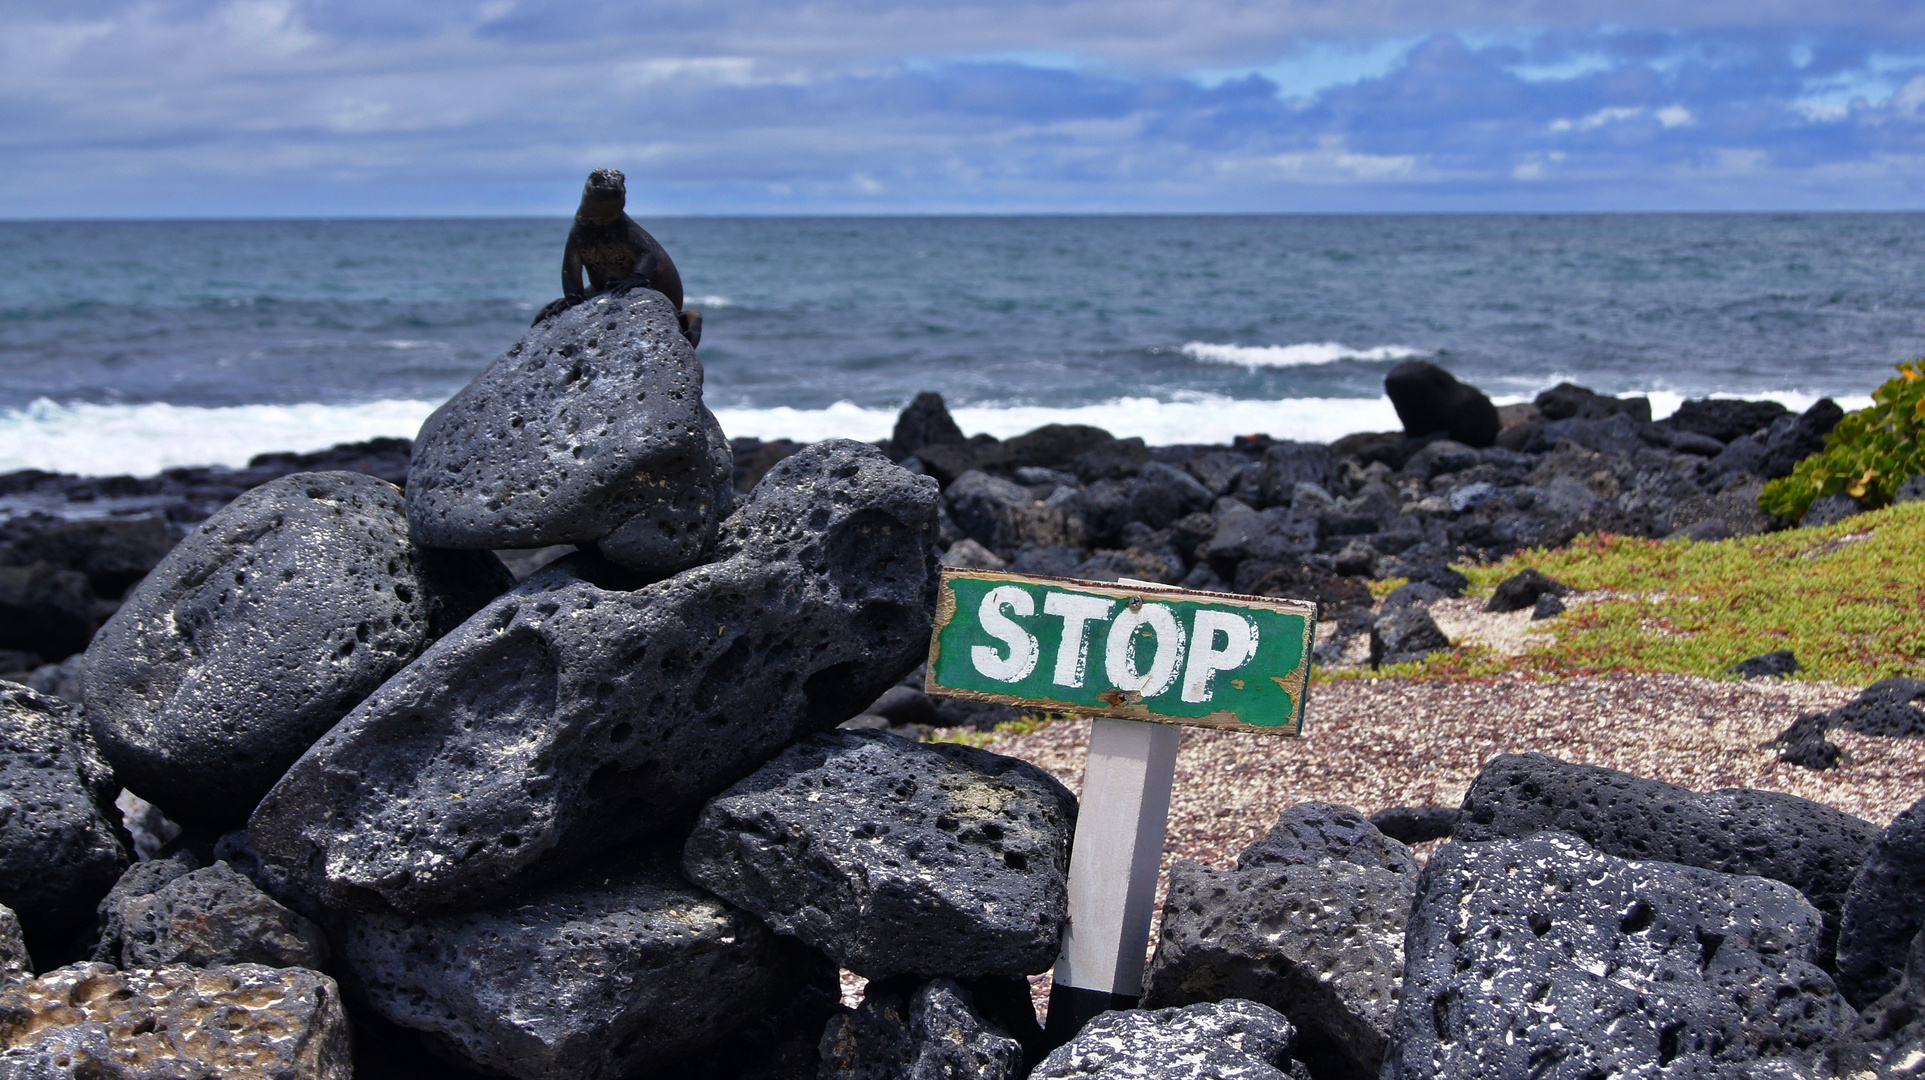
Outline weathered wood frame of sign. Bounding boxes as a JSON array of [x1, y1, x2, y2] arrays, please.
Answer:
[[925, 568, 1316, 737]]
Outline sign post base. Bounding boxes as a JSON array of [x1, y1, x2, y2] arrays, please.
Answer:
[[1043, 716, 1181, 1045]]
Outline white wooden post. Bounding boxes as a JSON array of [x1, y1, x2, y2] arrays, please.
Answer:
[[1044, 715, 1181, 1039]]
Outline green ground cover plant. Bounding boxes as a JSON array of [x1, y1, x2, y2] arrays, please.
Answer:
[[1761, 361, 1925, 520], [1360, 501, 1925, 685]]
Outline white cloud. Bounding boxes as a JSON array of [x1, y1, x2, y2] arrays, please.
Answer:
[[1656, 105, 1694, 127], [1898, 75, 1925, 114], [1549, 106, 1644, 132]]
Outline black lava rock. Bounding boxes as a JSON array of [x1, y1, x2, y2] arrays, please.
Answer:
[[338, 850, 827, 1080], [1256, 443, 1335, 507], [1763, 712, 1845, 771], [249, 441, 940, 915], [1383, 361, 1502, 449], [1663, 398, 1790, 444], [1456, 752, 1880, 966], [99, 860, 327, 970], [1830, 677, 1925, 738], [1144, 805, 1416, 1077], [83, 471, 510, 827], [405, 287, 734, 579], [0, 562, 95, 661], [1032, 1000, 1305, 1080], [1802, 492, 1867, 527], [1760, 398, 1845, 480], [819, 976, 1026, 1080], [1483, 566, 1566, 613], [0, 904, 28, 987], [1370, 606, 1450, 668], [0, 684, 128, 962], [3, 516, 175, 598], [1533, 383, 1652, 424], [1837, 796, 1925, 1008], [1235, 801, 1417, 874], [1728, 649, 1801, 678], [683, 730, 1076, 980], [1368, 805, 1461, 845], [1385, 831, 1852, 1080], [1530, 593, 1565, 620], [890, 391, 968, 460]]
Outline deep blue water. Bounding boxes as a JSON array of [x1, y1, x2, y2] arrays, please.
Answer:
[[2, 213, 1922, 472]]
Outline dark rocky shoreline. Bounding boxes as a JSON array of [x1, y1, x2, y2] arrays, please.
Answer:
[[1, 294, 1922, 1080]]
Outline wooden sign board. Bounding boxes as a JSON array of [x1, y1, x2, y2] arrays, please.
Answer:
[[927, 569, 1316, 736]]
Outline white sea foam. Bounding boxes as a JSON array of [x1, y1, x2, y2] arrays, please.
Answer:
[[0, 398, 441, 476], [0, 387, 1879, 478], [687, 295, 737, 309], [1180, 341, 1427, 369]]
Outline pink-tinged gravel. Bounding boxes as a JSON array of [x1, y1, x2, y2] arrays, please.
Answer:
[[933, 672, 1925, 1019]]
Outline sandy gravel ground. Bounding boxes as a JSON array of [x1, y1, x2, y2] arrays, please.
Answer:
[[898, 672, 1925, 1018]]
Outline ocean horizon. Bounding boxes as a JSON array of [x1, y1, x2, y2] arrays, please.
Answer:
[[2, 212, 1914, 475]]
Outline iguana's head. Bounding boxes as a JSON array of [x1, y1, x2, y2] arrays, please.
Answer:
[[579, 169, 627, 222]]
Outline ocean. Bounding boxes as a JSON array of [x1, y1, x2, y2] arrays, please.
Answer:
[[2, 213, 1919, 475]]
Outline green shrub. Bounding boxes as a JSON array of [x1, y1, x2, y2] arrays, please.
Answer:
[[1760, 360, 1925, 520]]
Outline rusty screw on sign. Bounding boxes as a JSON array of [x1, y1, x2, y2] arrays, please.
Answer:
[[923, 569, 1316, 1044]]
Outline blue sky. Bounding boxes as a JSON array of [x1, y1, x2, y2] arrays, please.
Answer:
[[6, 1, 1925, 216]]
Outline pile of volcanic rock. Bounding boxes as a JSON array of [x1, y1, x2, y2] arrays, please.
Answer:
[[0, 288, 1096, 1078], [1137, 756, 1925, 1080], [858, 361, 1923, 678]]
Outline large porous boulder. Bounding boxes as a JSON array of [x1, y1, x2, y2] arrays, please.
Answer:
[[1383, 832, 1853, 1080], [1074, 465, 1212, 543], [249, 441, 940, 914], [98, 860, 327, 971], [0, 962, 350, 1079], [1837, 795, 1925, 1008], [890, 392, 969, 460], [1144, 804, 1417, 1079], [83, 470, 509, 827], [1032, 999, 1306, 1080], [1456, 753, 1878, 965], [683, 730, 1076, 980], [338, 851, 826, 1080], [405, 287, 735, 578], [819, 976, 1026, 1080], [1383, 361, 1502, 449], [1200, 507, 1318, 578], [0, 685, 127, 962]]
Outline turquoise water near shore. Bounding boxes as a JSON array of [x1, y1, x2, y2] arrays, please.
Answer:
[[0, 213, 1916, 472]]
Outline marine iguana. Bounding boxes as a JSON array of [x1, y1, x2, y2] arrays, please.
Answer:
[[532, 168, 703, 346]]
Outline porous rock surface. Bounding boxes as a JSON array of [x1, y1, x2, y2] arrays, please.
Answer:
[[1837, 795, 1925, 1008], [83, 470, 509, 825], [818, 976, 1026, 1080], [338, 851, 823, 1080], [101, 861, 328, 971], [1384, 831, 1852, 1080], [683, 729, 1076, 980], [0, 685, 127, 954], [0, 907, 27, 989], [1031, 999, 1306, 1080], [1456, 752, 1878, 965], [0, 962, 350, 1080], [406, 287, 735, 577], [250, 440, 940, 914], [1835, 923, 1925, 1078], [1144, 804, 1417, 1078]]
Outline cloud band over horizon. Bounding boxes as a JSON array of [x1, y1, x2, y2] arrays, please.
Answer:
[[5, 1, 1925, 217]]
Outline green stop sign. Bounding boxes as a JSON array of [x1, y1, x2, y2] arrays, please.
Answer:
[[927, 569, 1316, 736]]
